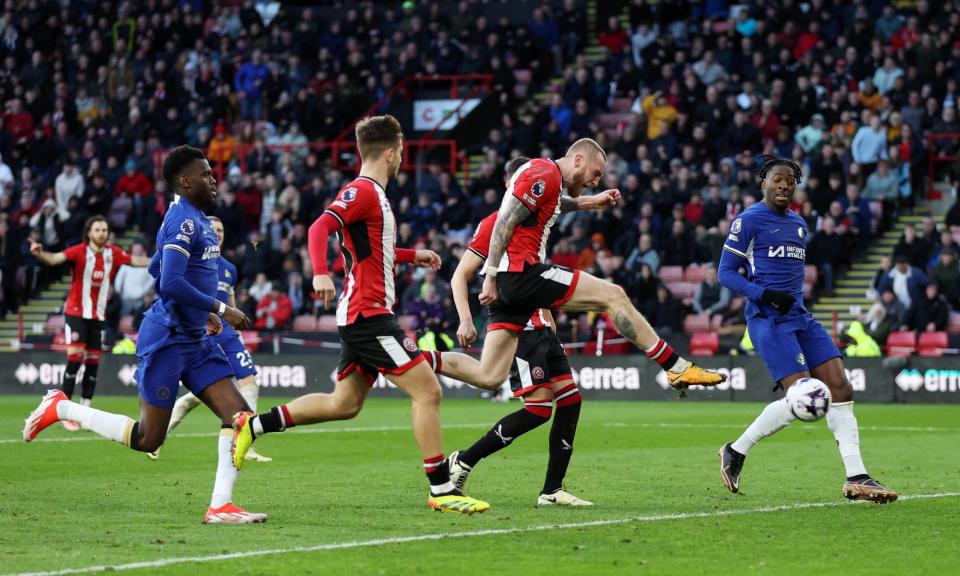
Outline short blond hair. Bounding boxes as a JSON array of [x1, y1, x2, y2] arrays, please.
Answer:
[[567, 138, 607, 162], [355, 115, 403, 160]]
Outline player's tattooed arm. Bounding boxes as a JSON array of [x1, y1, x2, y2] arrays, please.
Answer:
[[561, 189, 621, 212], [559, 195, 579, 213], [485, 195, 533, 269]]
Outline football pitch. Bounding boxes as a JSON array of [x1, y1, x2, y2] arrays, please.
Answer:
[[1, 395, 958, 575]]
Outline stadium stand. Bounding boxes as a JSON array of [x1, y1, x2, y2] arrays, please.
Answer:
[[1, 0, 959, 359]]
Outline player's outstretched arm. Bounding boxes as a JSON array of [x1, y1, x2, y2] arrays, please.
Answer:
[[558, 189, 620, 213], [28, 239, 68, 266], [396, 248, 441, 271]]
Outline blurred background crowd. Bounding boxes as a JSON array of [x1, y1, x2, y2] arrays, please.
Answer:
[[2, 0, 959, 352]]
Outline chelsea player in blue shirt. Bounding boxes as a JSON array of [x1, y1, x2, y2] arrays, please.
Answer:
[[24, 146, 268, 523], [717, 158, 897, 504], [147, 216, 271, 463]]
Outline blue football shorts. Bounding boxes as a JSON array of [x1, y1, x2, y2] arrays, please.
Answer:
[[212, 324, 257, 380], [748, 312, 841, 384], [135, 318, 235, 409]]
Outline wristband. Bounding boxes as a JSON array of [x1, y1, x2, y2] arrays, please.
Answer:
[[485, 266, 499, 278], [218, 301, 226, 315]]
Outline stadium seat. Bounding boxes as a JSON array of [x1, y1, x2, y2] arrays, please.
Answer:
[[512, 69, 532, 85], [292, 315, 316, 332], [949, 312, 960, 334], [917, 331, 949, 357], [804, 265, 818, 285], [869, 201, 883, 233], [683, 266, 708, 282], [316, 315, 338, 333], [45, 315, 65, 335], [885, 331, 916, 356], [670, 281, 699, 300], [683, 313, 711, 333], [658, 266, 683, 283], [241, 330, 261, 352], [611, 97, 633, 111], [108, 195, 133, 231], [118, 315, 134, 336], [689, 332, 719, 356], [396, 314, 416, 331]]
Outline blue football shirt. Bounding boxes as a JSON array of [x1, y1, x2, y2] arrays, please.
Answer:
[[144, 195, 220, 335], [718, 202, 809, 319]]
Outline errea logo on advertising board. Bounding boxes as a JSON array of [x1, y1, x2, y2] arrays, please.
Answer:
[[896, 369, 960, 393]]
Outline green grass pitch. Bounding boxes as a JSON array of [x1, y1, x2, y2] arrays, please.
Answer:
[[1, 395, 958, 575]]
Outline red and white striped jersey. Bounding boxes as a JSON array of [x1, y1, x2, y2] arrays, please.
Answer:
[[63, 243, 133, 321], [324, 176, 397, 326], [495, 158, 563, 272], [468, 212, 550, 331]]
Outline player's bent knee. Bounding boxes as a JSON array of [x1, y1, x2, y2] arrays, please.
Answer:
[[337, 400, 363, 420], [607, 283, 629, 306], [414, 381, 443, 407]]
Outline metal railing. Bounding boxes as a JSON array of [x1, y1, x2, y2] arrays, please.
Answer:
[[151, 139, 466, 186], [926, 132, 960, 197]]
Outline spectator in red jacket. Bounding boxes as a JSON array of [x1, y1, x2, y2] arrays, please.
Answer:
[[598, 16, 628, 55], [4, 98, 34, 142], [114, 159, 153, 198], [255, 288, 293, 330]]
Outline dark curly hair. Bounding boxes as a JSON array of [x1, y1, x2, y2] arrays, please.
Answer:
[[758, 156, 803, 185], [161, 145, 207, 191]]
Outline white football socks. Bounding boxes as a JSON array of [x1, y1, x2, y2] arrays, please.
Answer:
[[167, 392, 202, 433], [57, 400, 134, 444], [730, 399, 796, 455], [210, 428, 238, 508], [237, 378, 259, 413], [826, 401, 868, 478]]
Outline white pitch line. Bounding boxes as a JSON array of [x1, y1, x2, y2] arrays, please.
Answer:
[[602, 422, 958, 433], [3, 421, 955, 446], [5, 492, 959, 576], [0, 423, 491, 446]]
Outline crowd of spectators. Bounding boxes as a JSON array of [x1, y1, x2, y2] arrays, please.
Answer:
[[863, 210, 960, 344], [452, 0, 960, 344], [3, 0, 960, 351], [0, 0, 586, 327]]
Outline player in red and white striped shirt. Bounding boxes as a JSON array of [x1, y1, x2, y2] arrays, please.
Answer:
[[419, 156, 616, 506], [230, 115, 489, 515], [449, 140, 726, 396], [29, 216, 150, 429]]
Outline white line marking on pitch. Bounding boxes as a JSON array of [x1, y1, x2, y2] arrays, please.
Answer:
[[4, 492, 958, 576], [0, 423, 491, 445], [603, 422, 958, 433], [4, 421, 953, 446]]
